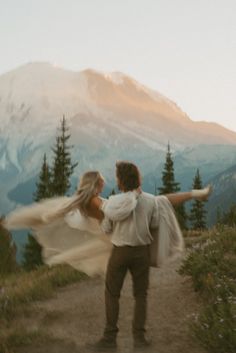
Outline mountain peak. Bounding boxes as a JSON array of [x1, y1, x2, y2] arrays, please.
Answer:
[[0, 62, 236, 147], [1, 62, 236, 216]]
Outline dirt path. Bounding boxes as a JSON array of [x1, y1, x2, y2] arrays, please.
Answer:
[[16, 256, 207, 353]]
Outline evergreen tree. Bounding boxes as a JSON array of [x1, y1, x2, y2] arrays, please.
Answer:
[[23, 154, 51, 270], [0, 221, 18, 276], [34, 153, 51, 201], [22, 233, 43, 271], [50, 116, 78, 196], [23, 116, 78, 270], [158, 143, 187, 229], [158, 143, 180, 194], [221, 204, 236, 227], [176, 204, 188, 230], [189, 169, 207, 230]]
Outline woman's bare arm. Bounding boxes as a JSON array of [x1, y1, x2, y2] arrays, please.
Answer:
[[88, 197, 104, 221]]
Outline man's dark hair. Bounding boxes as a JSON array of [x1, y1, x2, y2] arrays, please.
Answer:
[[116, 161, 141, 191]]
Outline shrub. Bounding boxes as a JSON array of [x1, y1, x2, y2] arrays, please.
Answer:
[[179, 228, 236, 353], [0, 224, 18, 276]]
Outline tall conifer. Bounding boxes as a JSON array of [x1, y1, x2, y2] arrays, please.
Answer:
[[34, 153, 51, 201], [158, 143, 187, 229], [50, 116, 78, 196], [23, 154, 50, 270], [158, 143, 180, 194], [23, 116, 78, 270], [189, 169, 207, 230]]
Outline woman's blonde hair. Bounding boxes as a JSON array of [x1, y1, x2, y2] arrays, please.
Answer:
[[75, 171, 104, 215], [58, 171, 104, 217]]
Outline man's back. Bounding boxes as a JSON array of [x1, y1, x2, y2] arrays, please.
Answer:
[[110, 192, 158, 246]]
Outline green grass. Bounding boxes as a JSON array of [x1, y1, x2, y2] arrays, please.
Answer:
[[0, 264, 86, 320], [0, 264, 86, 353], [0, 329, 49, 353], [179, 227, 236, 353], [0, 328, 77, 353]]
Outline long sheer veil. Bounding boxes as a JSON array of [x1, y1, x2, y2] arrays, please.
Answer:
[[4, 193, 184, 276]]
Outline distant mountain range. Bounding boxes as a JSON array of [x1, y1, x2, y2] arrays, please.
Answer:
[[205, 164, 236, 225], [1, 61, 236, 227]]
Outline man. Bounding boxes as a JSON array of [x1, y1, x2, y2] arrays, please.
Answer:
[[94, 161, 211, 351], [95, 161, 159, 350]]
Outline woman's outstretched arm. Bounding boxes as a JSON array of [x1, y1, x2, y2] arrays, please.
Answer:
[[164, 185, 212, 206]]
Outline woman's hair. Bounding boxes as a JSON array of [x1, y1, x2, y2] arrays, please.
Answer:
[[116, 161, 141, 191], [75, 171, 104, 215], [55, 171, 104, 218]]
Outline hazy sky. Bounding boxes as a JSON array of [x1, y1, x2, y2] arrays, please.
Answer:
[[1, 0, 235, 131]]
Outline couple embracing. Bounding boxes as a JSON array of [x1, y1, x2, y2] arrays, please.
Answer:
[[3, 161, 212, 350]]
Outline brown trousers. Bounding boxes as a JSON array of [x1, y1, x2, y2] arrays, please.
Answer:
[[104, 245, 150, 340]]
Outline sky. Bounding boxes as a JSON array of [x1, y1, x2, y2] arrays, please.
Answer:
[[0, 0, 236, 131]]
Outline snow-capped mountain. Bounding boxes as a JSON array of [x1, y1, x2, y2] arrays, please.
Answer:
[[1, 62, 236, 214]]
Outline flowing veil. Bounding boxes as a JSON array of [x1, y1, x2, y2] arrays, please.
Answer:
[[4, 193, 184, 276], [4, 196, 112, 276]]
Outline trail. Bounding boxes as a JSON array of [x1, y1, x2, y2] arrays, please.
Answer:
[[16, 256, 207, 353]]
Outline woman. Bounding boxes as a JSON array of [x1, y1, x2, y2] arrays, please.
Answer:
[[3, 171, 112, 276], [2, 170, 211, 276]]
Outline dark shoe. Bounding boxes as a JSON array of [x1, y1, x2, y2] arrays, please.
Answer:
[[134, 335, 152, 348], [90, 337, 117, 351]]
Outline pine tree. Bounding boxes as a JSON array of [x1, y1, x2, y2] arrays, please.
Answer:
[[189, 169, 207, 230], [23, 116, 78, 270], [50, 116, 78, 196], [22, 233, 43, 271], [0, 221, 18, 276], [23, 155, 51, 270], [158, 143, 187, 229], [176, 204, 188, 230], [221, 204, 236, 227], [34, 153, 51, 201], [158, 143, 180, 194]]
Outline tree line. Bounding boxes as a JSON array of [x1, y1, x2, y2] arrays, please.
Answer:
[[1, 116, 233, 274], [24, 116, 78, 270], [157, 142, 207, 230], [0, 116, 78, 274]]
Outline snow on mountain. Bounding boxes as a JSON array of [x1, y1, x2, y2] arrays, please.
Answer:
[[1, 62, 235, 153], [1, 62, 236, 214]]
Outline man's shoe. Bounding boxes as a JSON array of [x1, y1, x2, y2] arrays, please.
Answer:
[[134, 335, 152, 348], [91, 337, 117, 351]]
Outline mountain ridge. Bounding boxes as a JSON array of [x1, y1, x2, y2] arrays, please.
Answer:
[[1, 62, 236, 216]]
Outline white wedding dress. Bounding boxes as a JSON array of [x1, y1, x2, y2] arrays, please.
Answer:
[[4, 192, 184, 276]]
